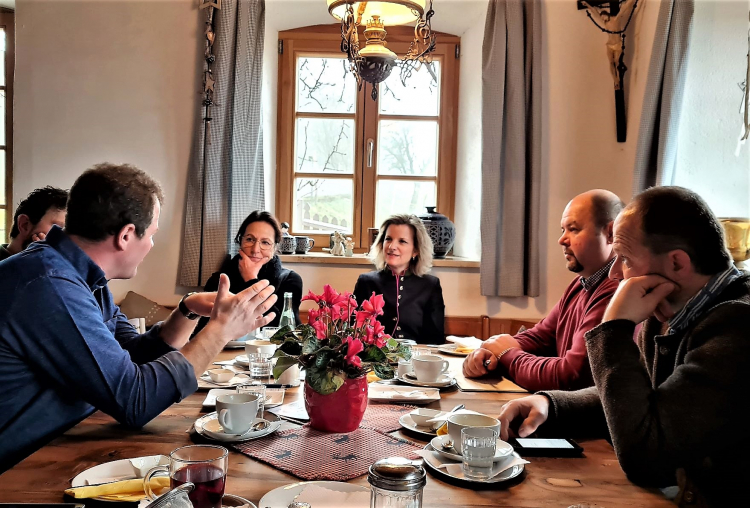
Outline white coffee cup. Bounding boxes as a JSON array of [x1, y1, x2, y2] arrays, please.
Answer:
[[216, 393, 259, 434], [447, 413, 501, 454], [412, 354, 449, 382], [275, 364, 300, 386], [245, 339, 277, 357], [397, 359, 413, 378]]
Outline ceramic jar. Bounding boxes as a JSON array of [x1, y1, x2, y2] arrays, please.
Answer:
[[280, 236, 296, 254], [417, 206, 456, 259]]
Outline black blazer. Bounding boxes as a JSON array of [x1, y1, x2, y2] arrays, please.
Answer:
[[353, 270, 445, 344], [195, 254, 303, 334]]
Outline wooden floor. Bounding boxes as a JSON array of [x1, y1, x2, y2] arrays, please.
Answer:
[[0, 351, 675, 507]]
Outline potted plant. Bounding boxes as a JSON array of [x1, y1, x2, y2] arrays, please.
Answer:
[[270, 285, 411, 432]]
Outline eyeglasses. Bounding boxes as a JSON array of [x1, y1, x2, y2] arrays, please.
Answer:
[[241, 235, 275, 252]]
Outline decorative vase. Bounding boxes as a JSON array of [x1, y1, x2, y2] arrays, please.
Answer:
[[303, 375, 368, 433], [417, 206, 456, 259]]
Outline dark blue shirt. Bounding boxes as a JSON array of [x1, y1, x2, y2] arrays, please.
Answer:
[[0, 226, 197, 471]]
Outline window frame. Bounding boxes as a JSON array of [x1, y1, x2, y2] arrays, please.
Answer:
[[276, 24, 460, 251], [0, 9, 13, 243]]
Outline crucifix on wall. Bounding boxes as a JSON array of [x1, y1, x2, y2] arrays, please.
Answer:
[[578, 0, 641, 143]]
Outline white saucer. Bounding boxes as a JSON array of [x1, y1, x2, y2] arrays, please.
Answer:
[[422, 444, 525, 484], [430, 435, 514, 462], [398, 413, 438, 438], [234, 354, 250, 367], [400, 372, 456, 388], [198, 372, 250, 388], [195, 412, 281, 442], [258, 481, 370, 508]]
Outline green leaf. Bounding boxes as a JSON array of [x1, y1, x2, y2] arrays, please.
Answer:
[[302, 335, 321, 355], [307, 368, 346, 395], [360, 344, 387, 363], [269, 325, 293, 344], [373, 362, 395, 380], [277, 338, 303, 356], [272, 353, 299, 379]]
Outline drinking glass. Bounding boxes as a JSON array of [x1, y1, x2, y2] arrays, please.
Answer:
[[249, 352, 272, 378], [237, 383, 266, 417], [411, 346, 429, 358], [144, 444, 228, 508], [461, 427, 497, 480]]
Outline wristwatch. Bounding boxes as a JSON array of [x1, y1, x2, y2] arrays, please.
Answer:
[[178, 292, 199, 320]]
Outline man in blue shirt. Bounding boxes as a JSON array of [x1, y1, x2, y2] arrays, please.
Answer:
[[0, 163, 278, 472]]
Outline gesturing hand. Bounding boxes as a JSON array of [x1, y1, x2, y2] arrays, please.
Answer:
[[497, 395, 550, 441], [463, 349, 496, 378], [603, 274, 676, 324], [183, 292, 217, 317], [210, 274, 277, 342], [238, 250, 264, 282]]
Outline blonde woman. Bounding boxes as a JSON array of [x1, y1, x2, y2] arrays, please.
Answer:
[[353, 214, 445, 344]]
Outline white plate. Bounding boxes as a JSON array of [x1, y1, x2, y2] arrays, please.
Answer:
[[194, 412, 281, 443], [258, 481, 370, 508], [422, 444, 525, 484], [430, 435, 514, 463], [70, 455, 169, 502], [224, 339, 248, 349], [437, 344, 473, 356], [398, 413, 438, 438], [234, 354, 250, 367], [400, 373, 456, 388], [198, 373, 250, 388], [368, 384, 441, 404]]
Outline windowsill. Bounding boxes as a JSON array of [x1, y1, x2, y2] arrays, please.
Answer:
[[279, 252, 480, 269]]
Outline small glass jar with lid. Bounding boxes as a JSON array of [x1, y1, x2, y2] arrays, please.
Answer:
[[368, 456, 426, 508]]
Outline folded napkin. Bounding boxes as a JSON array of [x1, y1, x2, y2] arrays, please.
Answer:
[[446, 335, 483, 351], [65, 477, 170, 501], [292, 483, 370, 507], [415, 449, 529, 481]]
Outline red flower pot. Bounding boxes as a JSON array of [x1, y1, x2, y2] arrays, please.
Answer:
[[304, 375, 368, 433]]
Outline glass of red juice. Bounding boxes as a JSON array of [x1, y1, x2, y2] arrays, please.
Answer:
[[144, 444, 228, 508]]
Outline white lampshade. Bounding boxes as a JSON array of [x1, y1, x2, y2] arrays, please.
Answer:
[[327, 0, 425, 27]]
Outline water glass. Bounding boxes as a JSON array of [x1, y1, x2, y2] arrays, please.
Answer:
[[461, 427, 497, 480], [249, 353, 272, 378], [262, 326, 280, 339], [237, 383, 266, 417], [411, 346, 429, 358]]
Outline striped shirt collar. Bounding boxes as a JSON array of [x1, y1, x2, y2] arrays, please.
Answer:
[[580, 257, 616, 292], [668, 265, 743, 334]]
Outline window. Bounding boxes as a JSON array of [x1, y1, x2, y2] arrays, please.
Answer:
[[0, 9, 13, 242], [276, 25, 459, 250]]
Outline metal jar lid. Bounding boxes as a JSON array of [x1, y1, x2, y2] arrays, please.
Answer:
[[368, 457, 426, 492], [144, 482, 194, 508]]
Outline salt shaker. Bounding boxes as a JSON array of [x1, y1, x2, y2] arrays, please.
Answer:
[[368, 457, 426, 508]]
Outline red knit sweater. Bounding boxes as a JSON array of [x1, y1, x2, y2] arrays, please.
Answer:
[[499, 275, 619, 391]]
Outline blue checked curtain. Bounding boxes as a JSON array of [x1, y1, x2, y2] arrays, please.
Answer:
[[480, 0, 542, 297], [633, 0, 694, 192], [180, 0, 265, 286]]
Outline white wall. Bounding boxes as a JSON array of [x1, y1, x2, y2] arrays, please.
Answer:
[[674, 0, 750, 218], [11, 0, 696, 320]]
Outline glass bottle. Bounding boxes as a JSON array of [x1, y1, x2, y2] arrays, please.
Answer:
[[278, 292, 295, 329], [368, 457, 426, 508]]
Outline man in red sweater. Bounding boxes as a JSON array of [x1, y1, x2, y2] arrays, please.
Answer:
[[463, 189, 624, 391]]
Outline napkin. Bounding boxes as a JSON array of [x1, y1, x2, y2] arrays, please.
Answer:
[[415, 449, 529, 481], [446, 335, 483, 351], [376, 388, 432, 400], [65, 477, 170, 501], [292, 483, 370, 507]]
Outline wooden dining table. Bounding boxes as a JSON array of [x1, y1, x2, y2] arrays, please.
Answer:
[[0, 351, 674, 507]]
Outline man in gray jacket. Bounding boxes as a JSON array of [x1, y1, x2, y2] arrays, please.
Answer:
[[499, 186, 748, 507]]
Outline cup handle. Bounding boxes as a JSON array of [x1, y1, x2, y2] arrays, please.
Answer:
[[308, 239, 315, 250], [143, 465, 169, 500], [218, 409, 231, 432], [441, 360, 450, 374]]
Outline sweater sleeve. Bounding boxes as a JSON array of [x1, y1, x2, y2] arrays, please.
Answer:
[[585, 307, 750, 488], [500, 282, 614, 391]]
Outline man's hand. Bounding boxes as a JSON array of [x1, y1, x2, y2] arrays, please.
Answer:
[[497, 395, 550, 441], [210, 274, 277, 342], [603, 275, 676, 324], [463, 349, 496, 378], [237, 250, 265, 282], [183, 292, 217, 317], [482, 334, 520, 356]]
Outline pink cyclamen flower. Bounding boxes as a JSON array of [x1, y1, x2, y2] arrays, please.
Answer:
[[301, 290, 322, 304], [344, 335, 363, 367], [307, 308, 320, 324], [312, 319, 327, 340], [362, 293, 385, 317]]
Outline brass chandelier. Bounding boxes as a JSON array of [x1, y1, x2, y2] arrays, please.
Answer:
[[326, 0, 437, 101]]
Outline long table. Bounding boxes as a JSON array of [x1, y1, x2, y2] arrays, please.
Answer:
[[0, 351, 674, 507]]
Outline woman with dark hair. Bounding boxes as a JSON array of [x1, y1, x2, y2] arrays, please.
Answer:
[[195, 211, 302, 333], [353, 214, 445, 344]]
